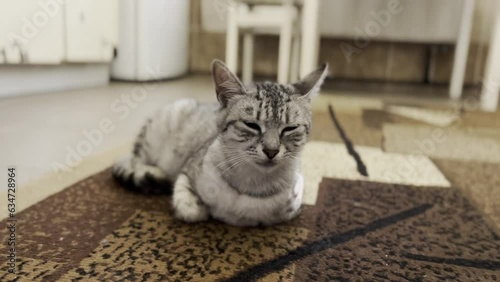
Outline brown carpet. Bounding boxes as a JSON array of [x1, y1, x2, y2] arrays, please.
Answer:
[[433, 159, 500, 232], [1, 103, 500, 281], [1, 169, 499, 281]]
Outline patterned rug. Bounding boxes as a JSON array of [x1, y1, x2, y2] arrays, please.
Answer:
[[1, 103, 499, 281]]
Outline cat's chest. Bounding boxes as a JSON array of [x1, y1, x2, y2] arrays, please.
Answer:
[[195, 162, 303, 223], [195, 165, 287, 205]]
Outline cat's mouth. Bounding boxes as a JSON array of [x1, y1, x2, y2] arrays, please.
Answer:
[[257, 160, 278, 167]]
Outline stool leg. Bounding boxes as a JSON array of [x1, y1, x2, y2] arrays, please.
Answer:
[[278, 17, 293, 84], [300, 0, 320, 78], [290, 29, 301, 83], [226, 4, 239, 73], [449, 0, 475, 100], [480, 8, 500, 112], [242, 32, 254, 84]]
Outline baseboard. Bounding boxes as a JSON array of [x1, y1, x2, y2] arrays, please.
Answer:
[[0, 64, 111, 98]]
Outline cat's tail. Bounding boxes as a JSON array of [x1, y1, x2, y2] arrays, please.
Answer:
[[112, 155, 172, 195]]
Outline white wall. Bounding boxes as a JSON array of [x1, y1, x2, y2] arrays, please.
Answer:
[[201, 0, 494, 44]]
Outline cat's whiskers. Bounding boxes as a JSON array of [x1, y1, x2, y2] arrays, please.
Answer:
[[215, 154, 247, 169], [220, 157, 248, 176]]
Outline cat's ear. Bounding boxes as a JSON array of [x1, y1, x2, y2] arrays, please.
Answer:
[[292, 63, 329, 100], [212, 59, 246, 107]]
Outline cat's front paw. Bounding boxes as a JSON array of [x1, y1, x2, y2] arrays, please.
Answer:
[[173, 199, 209, 223], [172, 174, 209, 223]]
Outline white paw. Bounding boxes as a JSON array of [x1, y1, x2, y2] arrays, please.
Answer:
[[174, 199, 209, 223], [172, 174, 209, 223], [112, 156, 132, 176], [134, 165, 167, 185]]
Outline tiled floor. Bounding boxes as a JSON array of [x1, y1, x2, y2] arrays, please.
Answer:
[[0, 76, 217, 186]]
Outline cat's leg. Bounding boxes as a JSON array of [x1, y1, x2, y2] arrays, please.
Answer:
[[112, 155, 171, 194], [172, 174, 209, 222], [113, 117, 173, 194], [261, 173, 304, 226]]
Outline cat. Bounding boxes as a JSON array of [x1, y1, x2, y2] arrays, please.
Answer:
[[112, 60, 328, 226]]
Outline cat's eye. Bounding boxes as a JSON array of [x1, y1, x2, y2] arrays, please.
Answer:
[[281, 126, 298, 136], [243, 122, 261, 132]]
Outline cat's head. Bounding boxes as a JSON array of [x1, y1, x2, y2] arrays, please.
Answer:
[[212, 59, 328, 170]]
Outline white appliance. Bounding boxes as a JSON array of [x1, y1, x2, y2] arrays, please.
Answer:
[[112, 0, 189, 81]]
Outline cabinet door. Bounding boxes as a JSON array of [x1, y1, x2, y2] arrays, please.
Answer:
[[64, 0, 118, 62], [0, 0, 65, 64]]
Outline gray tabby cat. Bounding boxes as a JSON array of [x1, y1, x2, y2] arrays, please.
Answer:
[[113, 60, 328, 226]]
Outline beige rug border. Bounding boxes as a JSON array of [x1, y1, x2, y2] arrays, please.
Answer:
[[0, 141, 133, 221]]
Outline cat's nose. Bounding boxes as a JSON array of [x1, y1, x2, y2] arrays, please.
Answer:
[[263, 148, 279, 159]]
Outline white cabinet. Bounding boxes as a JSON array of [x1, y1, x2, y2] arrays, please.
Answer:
[[0, 0, 119, 97], [0, 0, 118, 64], [65, 0, 118, 62], [0, 0, 65, 64]]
